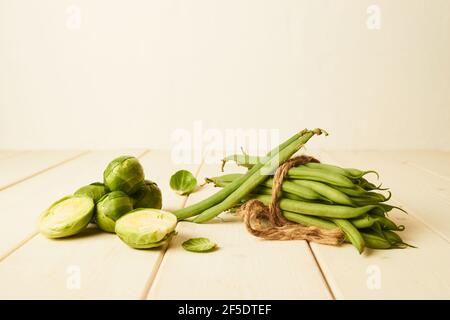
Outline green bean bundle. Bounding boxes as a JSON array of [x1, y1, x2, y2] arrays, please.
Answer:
[[193, 129, 327, 223], [205, 152, 411, 254]]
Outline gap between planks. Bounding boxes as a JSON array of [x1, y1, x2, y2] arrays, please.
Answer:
[[319, 150, 450, 243], [0, 152, 93, 261], [309, 150, 450, 299], [147, 156, 334, 299], [305, 242, 336, 300], [0, 151, 91, 192], [0, 150, 30, 161], [0, 150, 150, 265], [139, 156, 205, 300], [332, 151, 450, 243], [0, 231, 38, 263]]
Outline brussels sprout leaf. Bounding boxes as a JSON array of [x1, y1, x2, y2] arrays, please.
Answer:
[[170, 170, 197, 195], [182, 237, 217, 253]]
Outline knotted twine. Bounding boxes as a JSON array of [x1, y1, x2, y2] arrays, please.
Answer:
[[237, 155, 345, 246]]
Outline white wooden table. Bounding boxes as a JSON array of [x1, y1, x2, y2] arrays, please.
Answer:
[[0, 150, 449, 299]]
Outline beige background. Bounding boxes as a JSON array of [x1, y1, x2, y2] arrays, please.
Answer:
[[0, 0, 449, 150]]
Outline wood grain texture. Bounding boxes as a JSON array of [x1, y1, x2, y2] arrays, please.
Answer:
[[148, 161, 333, 300], [0, 150, 86, 190], [0, 150, 145, 261], [390, 151, 450, 180], [0, 150, 25, 160], [0, 150, 449, 299], [0, 150, 200, 299], [326, 151, 450, 241], [306, 150, 450, 299]]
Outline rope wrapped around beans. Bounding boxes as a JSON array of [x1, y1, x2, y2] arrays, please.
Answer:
[[237, 155, 346, 246]]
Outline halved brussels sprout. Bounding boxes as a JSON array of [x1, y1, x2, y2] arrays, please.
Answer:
[[132, 180, 162, 209], [115, 209, 177, 249], [38, 195, 94, 238], [103, 156, 145, 194], [95, 191, 133, 233], [74, 182, 106, 203]]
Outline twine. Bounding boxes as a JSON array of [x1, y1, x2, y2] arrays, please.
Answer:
[[238, 155, 345, 246]]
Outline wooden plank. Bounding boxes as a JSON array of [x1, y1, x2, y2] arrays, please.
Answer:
[[305, 150, 450, 299], [148, 161, 333, 300], [0, 150, 200, 299], [322, 151, 450, 241], [388, 151, 450, 181], [0, 150, 144, 261], [0, 150, 86, 190], [0, 150, 25, 160]]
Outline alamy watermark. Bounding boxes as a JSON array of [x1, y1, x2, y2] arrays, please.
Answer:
[[66, 265, 81, 290], [171, 121, 281, 170], [66, 5, 81, 31], [366, 5, 382, 30], [366, 264, 382, 290]]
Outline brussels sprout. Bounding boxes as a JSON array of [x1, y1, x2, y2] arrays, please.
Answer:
[[115, 209, 177, 249], [170, 170, 197, 195], [132, 180, 162, 209], [74, 182, 106, 203], [103, 156, 145, 194], [95, 191, 133, 233], [38, 195, 94, 238]]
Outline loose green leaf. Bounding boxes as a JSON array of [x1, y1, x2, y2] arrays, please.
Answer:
[[170, 170, 197, 195], [182, 237, 217, 252]]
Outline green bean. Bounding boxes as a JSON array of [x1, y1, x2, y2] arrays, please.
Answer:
[[350, 214, 377, 229], [221, 157, 380, 180], [250, 188, 306, 201], [283, 211, 338, 230], [287, 167, 355, 188], [290, 179, 354, 205], [357, 177, 389, 191], [369, 207, 387, 216], [383, 230, 415, 248], [370, 221, 385, 236], [351, 198, 381, 206], [351, 191, 391, 206], [304, 162, 379, 179], [334, 185, 370, 197], [253, 194, 380, 219], [284, 212, 392, 252], [334, 184, 389, 200], [249, 193, 334, 205], [383, 230, 401, 245], [221, 154, 260, 171], [332, 218, 365, 253], [212, 179, 314, 202], [207, 173, 329, 202], [174, 131, 303, 220], [283, 211, 351, 243], [380, 203, 407, 214], [369, 209, 385, 218], [205, 173, 243, 186], [262, 179, 328, 202], [354, 191, 391, 202], [360, 231, 392, 249], [214, 179, 335, 204], [345, 168, 379, 179], [193, 129, 325, 223], [376, 216, 405, 231]]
